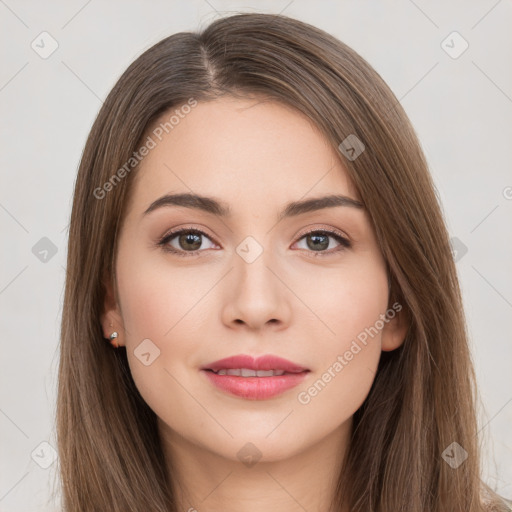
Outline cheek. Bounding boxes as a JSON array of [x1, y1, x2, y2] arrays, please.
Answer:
[[116, 258, 171, 343], [295, 256, 389, 348], [115, 250, 221, 417], [293, 258, 388, 405], [116, 246, 209, 345], [115, 252, 189, 399]]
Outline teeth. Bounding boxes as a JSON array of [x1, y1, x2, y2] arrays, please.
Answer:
[[255, 370, 276, 377], [213, 368, 286, 377]]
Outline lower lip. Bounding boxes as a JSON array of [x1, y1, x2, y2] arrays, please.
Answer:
[[201, 370, 309, 400]]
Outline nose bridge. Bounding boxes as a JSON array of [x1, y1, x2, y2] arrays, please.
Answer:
[[234, 233, 277, 294], [224, 232, 289, 328]]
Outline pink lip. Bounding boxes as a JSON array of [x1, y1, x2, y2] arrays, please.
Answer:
[[202, 354, 308, 373], [200, 354, 310, 400]]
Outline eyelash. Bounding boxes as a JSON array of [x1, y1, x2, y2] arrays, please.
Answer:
[[157, 226, 351, 258]]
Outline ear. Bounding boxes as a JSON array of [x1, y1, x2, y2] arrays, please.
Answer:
[[381, 302, 409, 352], [99, 270, 125, 347]]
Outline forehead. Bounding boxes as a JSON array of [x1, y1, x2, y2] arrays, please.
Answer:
[[128, 96, 360, 216]]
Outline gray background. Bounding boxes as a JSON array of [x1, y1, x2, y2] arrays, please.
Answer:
[[1, 0, 511, 509]]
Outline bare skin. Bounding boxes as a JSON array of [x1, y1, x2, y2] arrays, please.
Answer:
[[101, 96, 407, 512]]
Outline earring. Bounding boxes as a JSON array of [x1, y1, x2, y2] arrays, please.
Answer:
[[108, 331, 119, 348]]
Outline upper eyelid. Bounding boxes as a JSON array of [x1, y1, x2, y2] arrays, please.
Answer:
[[162, 226, 217, 243]]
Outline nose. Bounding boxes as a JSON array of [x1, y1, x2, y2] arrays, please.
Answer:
[[221, 246, 292, 331]]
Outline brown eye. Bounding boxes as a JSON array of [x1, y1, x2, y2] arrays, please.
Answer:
[[294, 230, 351, 256], [305, 232, 330, 251], [177, 232, 202, 251], [159, 228, 216, 256]]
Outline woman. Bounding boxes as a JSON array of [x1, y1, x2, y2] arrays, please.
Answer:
[[56, 12, 510, 511]]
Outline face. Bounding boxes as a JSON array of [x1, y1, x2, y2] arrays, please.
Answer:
[[101, 95, 406, 465]]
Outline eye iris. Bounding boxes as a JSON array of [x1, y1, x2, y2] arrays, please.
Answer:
[[179, 232, 202, 251], [307, 233, 329, 251]]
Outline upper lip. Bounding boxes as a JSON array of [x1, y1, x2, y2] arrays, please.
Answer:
[[202, 354, 309, 373]]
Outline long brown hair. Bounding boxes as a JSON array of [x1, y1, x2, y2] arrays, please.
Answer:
[[55, 12, 509, 511]]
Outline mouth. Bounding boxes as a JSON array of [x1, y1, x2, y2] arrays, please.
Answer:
[[200, 354, 310, 400]]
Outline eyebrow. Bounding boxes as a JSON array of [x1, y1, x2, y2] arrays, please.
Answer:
[[143, 192, 364, 220]]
